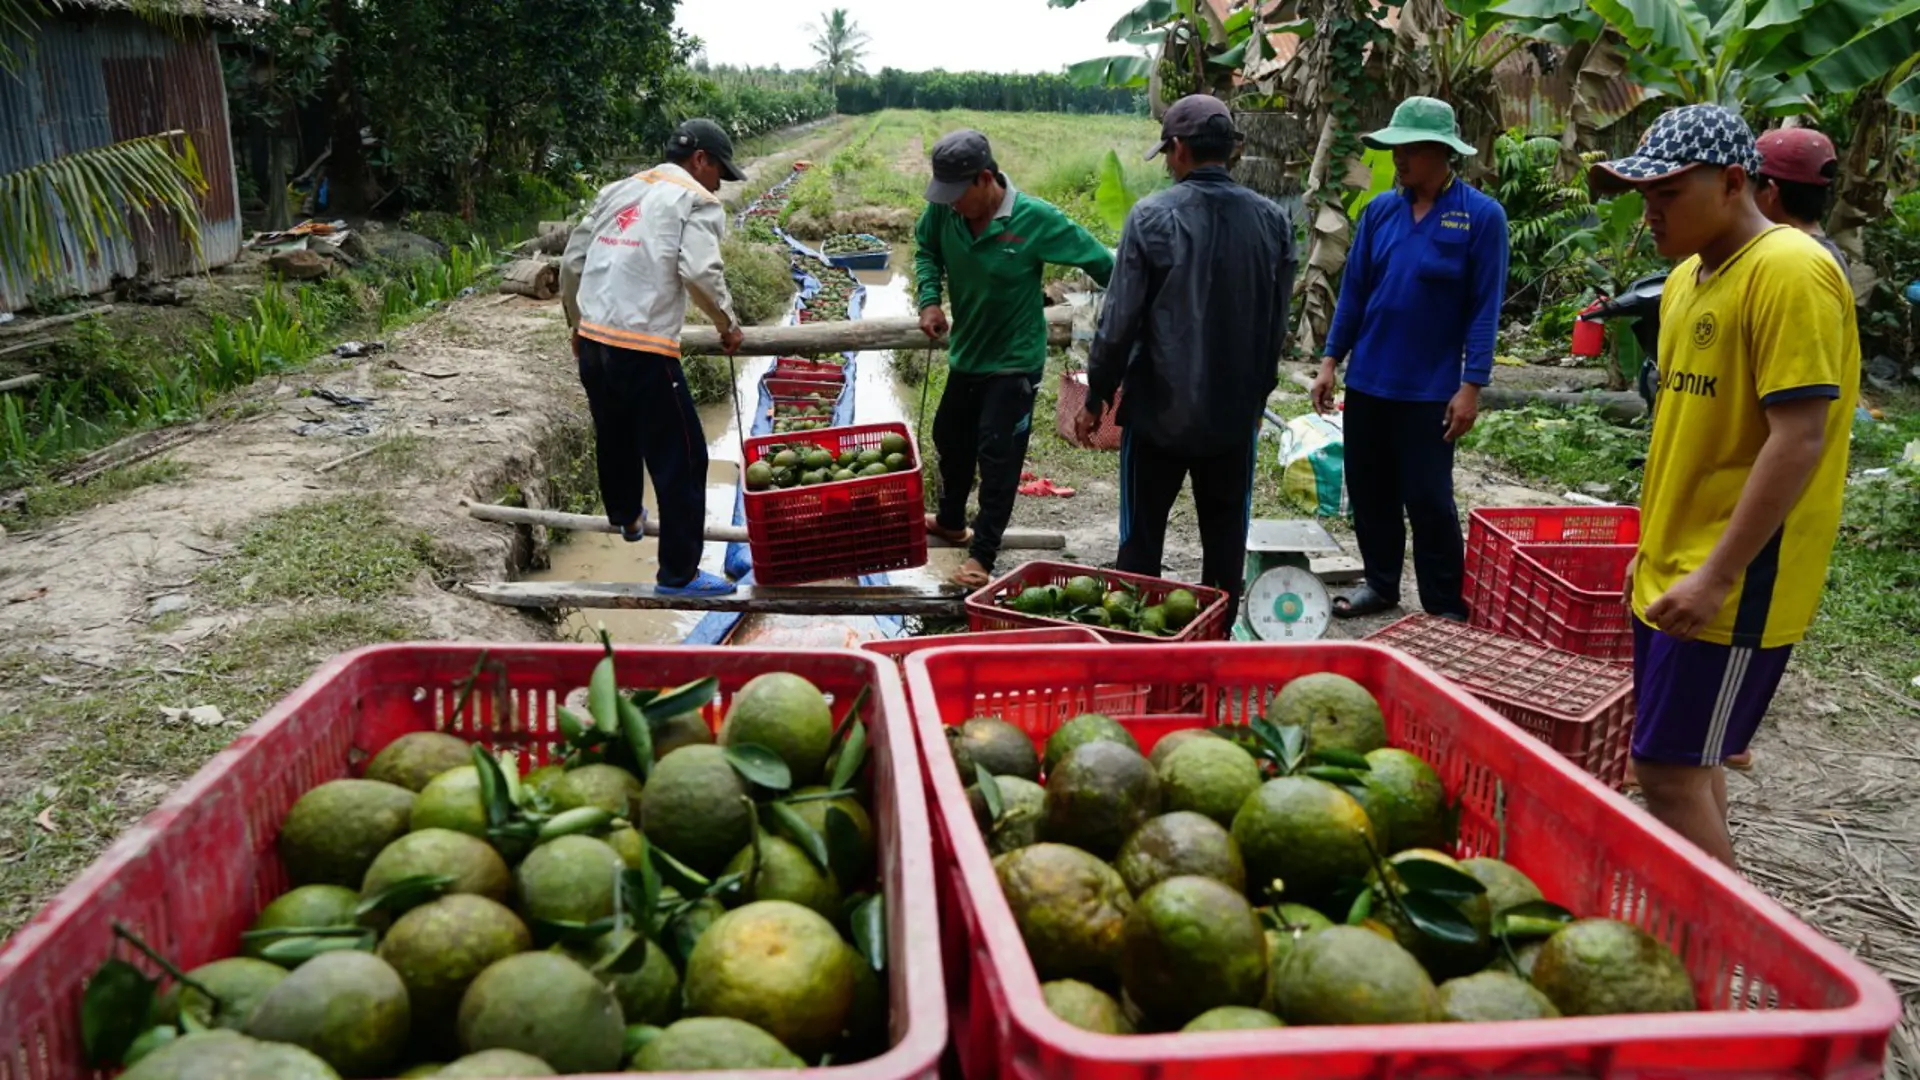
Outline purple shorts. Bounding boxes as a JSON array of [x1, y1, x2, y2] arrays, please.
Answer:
[[1631, 616, 1792, 766]]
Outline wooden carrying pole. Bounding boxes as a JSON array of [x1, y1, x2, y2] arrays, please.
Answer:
[[461, 500, 1067, 551], [466, 580, 968, 616], [680, 307, 1073, 357]]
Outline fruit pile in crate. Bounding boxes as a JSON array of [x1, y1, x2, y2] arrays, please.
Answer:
[[947, 677, 1692, 1037], [823, 234, 889, 256], [742, 422, 927, 585], [36, 642, 929, 1079], [967, 561, 1229, 642], [746, 429, 915, 491], [768, 378, 845, 435], [798, 274, 858, 324], [773, 356, 848, 383], [906, 642, 1898, 1079]]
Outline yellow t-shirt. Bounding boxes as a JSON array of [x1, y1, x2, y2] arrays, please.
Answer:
[[1634, 226, 1860, 648]]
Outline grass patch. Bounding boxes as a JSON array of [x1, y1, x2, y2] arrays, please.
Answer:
[[687, 237, 795, 331], [0, 459, 191, 531], [201, 495, 437, 603], [0, 607, 424, 937], [1459, 405, 1650, 501], [335, 433, 433, 483]]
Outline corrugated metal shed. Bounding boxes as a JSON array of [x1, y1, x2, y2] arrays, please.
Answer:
[[0, 11, 242, 313]]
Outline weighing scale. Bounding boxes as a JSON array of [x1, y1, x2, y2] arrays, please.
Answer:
[[1236, 519, 1343, 642]]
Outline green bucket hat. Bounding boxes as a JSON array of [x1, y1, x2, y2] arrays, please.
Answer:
[[1363, 96, 1476, 156]]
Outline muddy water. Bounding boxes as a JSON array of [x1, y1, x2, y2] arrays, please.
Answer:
[[533, 245, 954, 645]]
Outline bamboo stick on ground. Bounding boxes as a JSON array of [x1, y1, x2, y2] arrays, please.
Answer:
[[460, 499, 1068, 550]]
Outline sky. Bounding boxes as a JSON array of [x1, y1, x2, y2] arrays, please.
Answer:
[[676, 0, 1148, 76]]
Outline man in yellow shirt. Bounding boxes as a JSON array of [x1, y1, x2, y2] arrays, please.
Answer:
[[1591, 105, 1859, 867]]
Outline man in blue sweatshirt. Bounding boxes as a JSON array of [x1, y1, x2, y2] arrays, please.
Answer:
[[1311, 96, 1509, 621]]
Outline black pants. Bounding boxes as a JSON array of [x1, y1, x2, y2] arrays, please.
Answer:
[[1343, 388, 1468, 618], [1116, 431, 1257, 626], [932, 370, 1038, 572], [575, 336, 707, 587]]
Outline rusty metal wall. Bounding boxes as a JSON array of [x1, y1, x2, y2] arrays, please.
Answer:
[[0, 12, 242, 313]]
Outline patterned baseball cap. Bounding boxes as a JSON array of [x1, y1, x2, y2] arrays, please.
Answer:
[[1589, 104, 1760, 196]]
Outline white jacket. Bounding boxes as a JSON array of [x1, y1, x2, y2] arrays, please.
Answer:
[[560, 163, 738, 357]]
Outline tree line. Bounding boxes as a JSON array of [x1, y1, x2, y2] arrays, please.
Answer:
[[836, 69, 1143, 115]]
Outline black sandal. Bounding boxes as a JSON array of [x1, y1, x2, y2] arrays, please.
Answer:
[[1332, 585, 1398, 619]]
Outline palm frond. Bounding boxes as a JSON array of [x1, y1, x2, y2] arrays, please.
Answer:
[[1, 0, 46, 75], [0, 130, 208, 294]]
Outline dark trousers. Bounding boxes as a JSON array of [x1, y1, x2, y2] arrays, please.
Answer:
[[575, 335, 708, 586], [933, 370, 1037, 572], [1116, 430, 1258, 625], [1343, 388, 1468, 618]]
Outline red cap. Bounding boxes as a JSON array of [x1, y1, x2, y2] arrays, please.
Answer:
[[1756, 128, 1837, 186]]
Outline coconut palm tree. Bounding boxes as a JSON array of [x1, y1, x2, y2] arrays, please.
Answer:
[[808, 8, 870, 92]]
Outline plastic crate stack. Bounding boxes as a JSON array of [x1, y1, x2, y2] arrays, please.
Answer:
[[1465, 506, 1640, 664]]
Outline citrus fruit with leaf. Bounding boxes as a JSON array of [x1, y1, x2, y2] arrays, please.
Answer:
[[1266, 673, 1386, 757], [720, 672, 835, 786]]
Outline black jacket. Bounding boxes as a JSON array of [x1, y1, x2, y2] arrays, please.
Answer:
[[1085, 166, 1297, 456]]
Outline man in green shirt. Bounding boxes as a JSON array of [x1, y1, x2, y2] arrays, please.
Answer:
[[916, 129, 1115, 587]]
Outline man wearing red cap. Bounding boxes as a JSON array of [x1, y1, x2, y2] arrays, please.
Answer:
[[1754, 128, 1848, 278]]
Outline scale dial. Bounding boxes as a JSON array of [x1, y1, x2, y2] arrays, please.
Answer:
[[1245, 564, 1332, 641]]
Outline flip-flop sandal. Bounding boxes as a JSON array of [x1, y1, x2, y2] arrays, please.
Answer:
[[950, 567, 992, 589], [1724, 751, 1755, 771], [1331, 585, 1397, 619], [620, 509, 649, 543], [925, 515, 971, 545], [655, 570, 737, 597]]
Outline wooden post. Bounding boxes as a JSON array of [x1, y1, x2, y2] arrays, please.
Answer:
[[460, 500, 1068, 551], [465, 580, 969, 616], [681, 307, 1073, 357]]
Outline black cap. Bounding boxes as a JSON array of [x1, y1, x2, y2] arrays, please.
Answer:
[[670, 119, 745, 183], [1147, 94, 1240, 160], [925, 129, 997, 205]]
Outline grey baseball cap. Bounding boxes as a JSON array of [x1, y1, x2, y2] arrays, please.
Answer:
[[1146, 94, 1240, 159], [925, 129, 997, 204], [670, 119, 745, 182]]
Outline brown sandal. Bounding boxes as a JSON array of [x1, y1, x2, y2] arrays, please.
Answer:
[[925, 514, 971, 545], [950, 566, 992, 590]]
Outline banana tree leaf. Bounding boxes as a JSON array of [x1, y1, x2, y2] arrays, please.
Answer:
[[1488, 0, 1591, 18], [1892, 67, 1920, 112], [1107, 0, 1174, 41], [1208, 40, 1250, 69], [1806, 1, 1920, 93], [1066, 54, 1155, 89], [1590, 0, 1708, 67]]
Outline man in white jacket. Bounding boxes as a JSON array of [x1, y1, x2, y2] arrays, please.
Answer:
[[562, 119, 745, 596]]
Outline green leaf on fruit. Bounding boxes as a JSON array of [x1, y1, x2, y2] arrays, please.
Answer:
[[355, 874, 457, 917], [1397, 892, 1484, 944], [1312, 748, 1374, 771], [1390, 859, 1488, 900], [825, 806, 865, 887], [82, 959, 156, 1067], [643, 677, 718, 724], [618, 695, 654, 781], [974, 764, 1004, 822], [851, 893, 886, 972], [725, 743, 793, 791], [768, 801, 830, 871], [589, 655, 620, 735], [830, 718, 869, 791]]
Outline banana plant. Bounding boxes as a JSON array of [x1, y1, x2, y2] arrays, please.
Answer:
[[1049, 0, 1295, 99], [1486, 0, 1920, 116]]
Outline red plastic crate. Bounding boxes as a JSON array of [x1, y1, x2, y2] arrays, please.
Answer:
[[0, 645, 945, 1080], [1054, 371, 1122, 451], [773, 357, 849, 382], [859, 627, 1104, 669], [903, 643, 1899, 1080], [743, 422, 927, 586], [768, 376, 847, 403], [860, 629, 1149, 720], [965, 561, 1229, 644], [1507, 542, 1637, 663], [1367, 613, 1635, 788], [1465, 506, 1639, 632]]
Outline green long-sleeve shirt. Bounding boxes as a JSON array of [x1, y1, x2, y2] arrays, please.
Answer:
[[914, 184, 1114, 376]]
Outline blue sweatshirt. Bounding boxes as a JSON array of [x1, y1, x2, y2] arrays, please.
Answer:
[[1324, 179, 1509, 402]]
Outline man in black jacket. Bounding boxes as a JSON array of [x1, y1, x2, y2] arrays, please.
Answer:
[[1077, 95, 1297, 622]]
